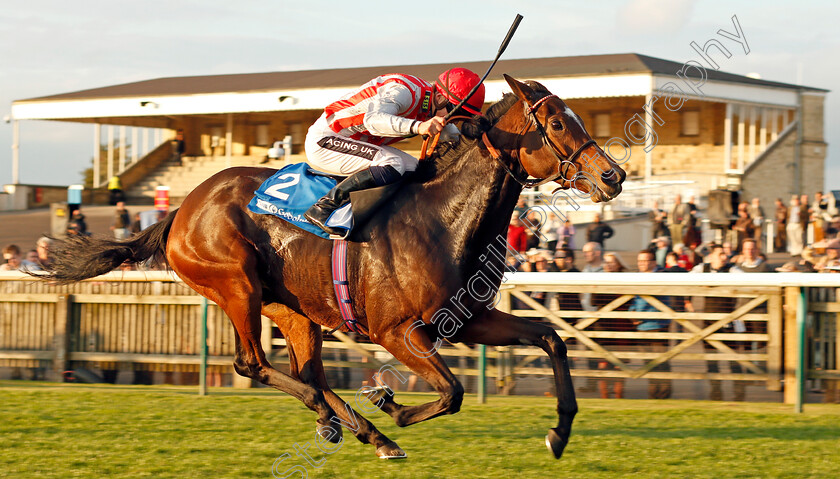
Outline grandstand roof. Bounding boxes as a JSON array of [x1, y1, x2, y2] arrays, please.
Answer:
[[20, 53, 825, 102]]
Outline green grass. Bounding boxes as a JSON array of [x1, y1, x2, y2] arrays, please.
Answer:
[[1, 381, 838, 478]]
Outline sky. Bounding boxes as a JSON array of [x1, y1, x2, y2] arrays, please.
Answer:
[[1, 0, 838, 191]]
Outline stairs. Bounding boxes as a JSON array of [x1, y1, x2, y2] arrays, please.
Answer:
[[125, 155, 305, 202]]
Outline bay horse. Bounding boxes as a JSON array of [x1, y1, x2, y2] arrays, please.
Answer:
[[41, 75, 626, 460]]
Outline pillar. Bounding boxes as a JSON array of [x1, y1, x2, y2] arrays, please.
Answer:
[[11, 120, 19, 184]]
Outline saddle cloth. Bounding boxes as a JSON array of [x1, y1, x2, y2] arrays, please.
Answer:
[[247, 162, 353, 239]]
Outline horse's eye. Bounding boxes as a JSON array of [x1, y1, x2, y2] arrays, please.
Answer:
[[550, 119, 564, 131]]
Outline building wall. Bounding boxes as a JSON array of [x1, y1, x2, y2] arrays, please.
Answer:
[[742, 93, 827, 211], [799, 93, 827, 197], [564, 97, 727, 178], [741, 128, 796, 212]]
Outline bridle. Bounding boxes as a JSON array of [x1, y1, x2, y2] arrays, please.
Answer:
[[483, 94, 596, 189], [420, 93, 597, 189]]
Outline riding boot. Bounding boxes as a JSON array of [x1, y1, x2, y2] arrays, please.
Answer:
[[305, 169, 379, 236]]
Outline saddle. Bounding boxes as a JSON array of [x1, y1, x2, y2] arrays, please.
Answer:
[[247, 162, 401, 241]]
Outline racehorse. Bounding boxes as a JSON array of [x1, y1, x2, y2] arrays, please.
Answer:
[[41, 75, 626, 460]]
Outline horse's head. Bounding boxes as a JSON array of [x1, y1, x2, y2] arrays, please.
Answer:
[[498, 75, 626, 203]]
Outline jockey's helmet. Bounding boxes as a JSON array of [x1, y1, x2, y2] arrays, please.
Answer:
[[435, 68, 485, 115]]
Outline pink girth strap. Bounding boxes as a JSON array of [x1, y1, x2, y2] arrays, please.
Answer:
[[331, 239, 362, 334]]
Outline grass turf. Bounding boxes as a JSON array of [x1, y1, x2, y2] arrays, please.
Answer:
[[0, 381, 838, 478]]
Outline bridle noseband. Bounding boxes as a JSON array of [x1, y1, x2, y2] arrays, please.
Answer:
[[483, 94, 596, 189]]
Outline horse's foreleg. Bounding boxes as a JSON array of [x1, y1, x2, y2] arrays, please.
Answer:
[[450, 308, 577, 459], [372, 321, 464, 427], [263, 304, 404, 458]]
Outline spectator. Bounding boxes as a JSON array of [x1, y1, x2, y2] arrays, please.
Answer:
[[602, 252, 628, 272], [559, 219, 576, 250], [35, 237, 53, 270], [172, 129, 186, 164], [733, 237, 770, 400], [22, 249, 40, 271], [540, 212, 561, 251], [672, 243, 693, 270], [800, 194, 811, 247], [749, 197, 766, 243], [786, 196, 805, 256], [594, 252, 630, 398], [632, 250, 671, 399], [732, 204, 756, 251], [776, 260, 816, 273], [722, 241, 735, 262], [653, 236, 671, 268], [663, 251, 687, 272], [814, 240, 840, 272], [111, 201, 131, 240], [1, 244, 23, 271], [526, 250, 553, 307], [586, 213, 614, 248], [689, 243, 742, 400], [669, 194, 690, 245], [107, 175, 125, 205], [507, 215, 528, 254], [553, 248, 579, 273], [577, 241, 604, 392], [524, 209, 543, 250], [130, 213, 143, 235], [683, 195, 701, 248], [552, 248, 582, 312], [812, 192, 837, 252], [649, 200, 669, 239], [736, 238, 769, 272], [66, 209, 88, 236], [774, 198, 788, 253]]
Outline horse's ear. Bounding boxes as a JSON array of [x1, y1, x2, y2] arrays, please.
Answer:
[[504, 74, 536, 102]]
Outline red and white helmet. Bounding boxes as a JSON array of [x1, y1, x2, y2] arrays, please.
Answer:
[[435, 68, 485, 115]]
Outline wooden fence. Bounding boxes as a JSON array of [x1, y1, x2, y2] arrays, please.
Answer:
[[2, 271, 839, 404], [807, 287, 840, 401]]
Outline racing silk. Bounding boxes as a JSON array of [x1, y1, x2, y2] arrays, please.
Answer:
[[324, 74, 434, 146]]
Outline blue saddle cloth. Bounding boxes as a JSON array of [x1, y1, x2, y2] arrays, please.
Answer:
[[247, 163, 353, 239]]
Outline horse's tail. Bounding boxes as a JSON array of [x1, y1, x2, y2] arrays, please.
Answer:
[[38, 208, 179, 283]]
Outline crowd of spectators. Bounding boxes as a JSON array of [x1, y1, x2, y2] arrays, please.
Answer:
[[505, 192, 840, 401], [506, 192, 840, 277], [1, 203, 169, 273]]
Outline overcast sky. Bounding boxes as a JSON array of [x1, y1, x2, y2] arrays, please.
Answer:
[[1, 0, 837, 191]]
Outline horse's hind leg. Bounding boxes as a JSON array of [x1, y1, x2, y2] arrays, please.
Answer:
[[450, 308, 577, 459], [173, 261, 337, 433], [262, 303, 406, 459]]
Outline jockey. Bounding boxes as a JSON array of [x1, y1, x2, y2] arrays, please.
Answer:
[[303, 67, 486, 236]]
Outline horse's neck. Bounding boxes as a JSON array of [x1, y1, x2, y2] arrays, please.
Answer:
[[414, 119, 526, 267]]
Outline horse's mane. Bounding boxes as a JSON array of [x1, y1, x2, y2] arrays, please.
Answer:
[[411, 93, 520, 182]]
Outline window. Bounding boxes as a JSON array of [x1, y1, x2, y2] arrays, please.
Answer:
[[681, 110, 700, 136], [593, 113, 610, 137], [255, 124, 270, 147], [287, 122, 304, 154]]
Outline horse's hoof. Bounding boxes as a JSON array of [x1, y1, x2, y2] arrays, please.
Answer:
[[376, 441, 407, 459], [545, 428, 568, 459], [316, 421, 343, 444]]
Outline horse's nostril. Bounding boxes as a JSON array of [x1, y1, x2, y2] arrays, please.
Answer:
[[601, 169, 618, 185]]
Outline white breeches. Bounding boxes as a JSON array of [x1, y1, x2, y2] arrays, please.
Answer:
[[304, 117, 418, 176]]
